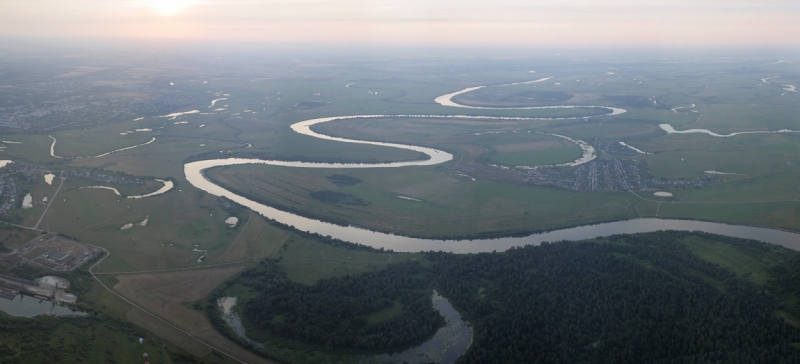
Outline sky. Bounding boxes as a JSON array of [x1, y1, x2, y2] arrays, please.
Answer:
[[0, 0, 798, 48]]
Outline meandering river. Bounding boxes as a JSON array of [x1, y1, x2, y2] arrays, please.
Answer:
[[184, 79, 800, 253]]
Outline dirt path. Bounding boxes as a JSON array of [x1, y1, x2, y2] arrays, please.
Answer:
[[0, 221, 43, 232], [93, 259, 257, 276], [112, 267, 276, 364], [87, 245, 274, 364], [213, 211, 253, 264], [34, 170, 64, 229]]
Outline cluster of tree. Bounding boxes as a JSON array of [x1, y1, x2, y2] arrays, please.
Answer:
[[427, 231, 800, 363], [0, 315, 178, 363], [207, 177, 357, 228], [209, 168, 612, 241], [326, 174, 362, 187], [205, 288, 271, 360], [213, 231, 800, 362], [216, 195, 244, 221], [256, 214, 389, 253], [768, 252, 800, 319], [8, 263, 48, 280], [309, 190, 368, 206], [9, 249, 103, 298], [240, 261, 443, 351]]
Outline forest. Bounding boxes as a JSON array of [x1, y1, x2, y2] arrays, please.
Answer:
[[429, 231, 800, 363], [215, 231, 800, 363], [238, 261, 443, 351], [308, 190, 368, 206], [326, 174, 362, 187]]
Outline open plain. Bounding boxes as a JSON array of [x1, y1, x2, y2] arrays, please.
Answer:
[[1, 47, 800, 362]]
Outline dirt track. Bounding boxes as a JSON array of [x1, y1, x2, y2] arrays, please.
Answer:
[[114, 266, 275, 364]]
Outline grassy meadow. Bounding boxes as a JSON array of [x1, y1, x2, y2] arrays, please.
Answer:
[[1, 53, 800, 362], [205, 164, 640, 238]]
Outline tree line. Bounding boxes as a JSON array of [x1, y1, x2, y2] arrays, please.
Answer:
[[239, 261, 443, 351], [212, 230, 800, 363]]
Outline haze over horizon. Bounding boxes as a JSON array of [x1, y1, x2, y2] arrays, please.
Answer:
[[1, 0, 798, 49]]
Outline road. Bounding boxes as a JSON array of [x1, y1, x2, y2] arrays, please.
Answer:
[[33, 170, 64, 230], [87, 244, 253, 364]]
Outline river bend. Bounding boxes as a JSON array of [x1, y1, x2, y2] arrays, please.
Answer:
[[184, 80, 800, 253]]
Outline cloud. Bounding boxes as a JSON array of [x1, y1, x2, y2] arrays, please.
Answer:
[[0, 0, 797, 47]]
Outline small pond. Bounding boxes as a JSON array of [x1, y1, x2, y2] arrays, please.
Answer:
[[0, 295, 86, 318]]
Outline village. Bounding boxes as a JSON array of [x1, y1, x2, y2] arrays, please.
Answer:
[[0, 162, 145, 218], [457, 142, 719, 192], [0, 75, 208, 131]]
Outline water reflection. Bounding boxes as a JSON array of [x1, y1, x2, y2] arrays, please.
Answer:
[[218, 297, 265, 349], [184, 158, 800, 254], [370, 290, 471, 364], [0, 294, 85, 318], [185, 113, 800, 254]]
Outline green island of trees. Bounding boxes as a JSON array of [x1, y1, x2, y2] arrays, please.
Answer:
[[326, 174, 362, 187], [237, 261, 443, 351], [212, 231, 800, 363]]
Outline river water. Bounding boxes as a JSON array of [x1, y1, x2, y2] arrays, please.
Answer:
[[219, 291, 471, 364], [187, 79, 800, 364], [183, 81, 800, 254], [186, 158, 800, 253], [370, 291, 471, 364]]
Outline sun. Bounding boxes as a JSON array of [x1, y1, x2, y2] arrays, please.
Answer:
[[142, 0, 197, 16]]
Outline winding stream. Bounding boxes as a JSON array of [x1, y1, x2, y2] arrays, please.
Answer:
[[370, 291, 471, 364], [127, 179, 174, 199], [434, 80, 626, 116], [659, 124, 800, 137], [179, 78, 800, 363], [619, 142, 652, 154], [80, 186, 122, 196], [183, 79, 800, 254], [50, 135, 156, 159]]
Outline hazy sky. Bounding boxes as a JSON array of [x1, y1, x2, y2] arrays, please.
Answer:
[[1, 0, 798, 48]]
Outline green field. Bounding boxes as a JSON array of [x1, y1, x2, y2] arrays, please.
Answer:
[[0, 314, 214, 364], [484, 132, 583, 166], [209, 231, 800, 363], [2, 50, 800, 362], [206, 164, 639, 238]]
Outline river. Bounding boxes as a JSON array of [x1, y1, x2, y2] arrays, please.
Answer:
[[370, 290, 472, 364], [218, 291, 471, 364], [185, 152, 800, 254], [183, 78, 800, 254]]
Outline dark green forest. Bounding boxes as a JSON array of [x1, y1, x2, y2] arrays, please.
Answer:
[[237, 261, 442, 351], [326, 174, 362, 187], [429, 232, 800, 363], [0, 314, 197, 364], [214, 231, 800, 363]]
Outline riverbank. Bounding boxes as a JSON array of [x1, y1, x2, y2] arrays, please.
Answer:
[[207, 231, 800, 363], [190, 168, 800, 252]]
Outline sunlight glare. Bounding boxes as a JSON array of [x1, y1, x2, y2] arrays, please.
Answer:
[[142, 0, 197, 16]]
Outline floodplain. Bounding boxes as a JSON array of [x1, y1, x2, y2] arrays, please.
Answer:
[[1, 48, 800, 362]]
